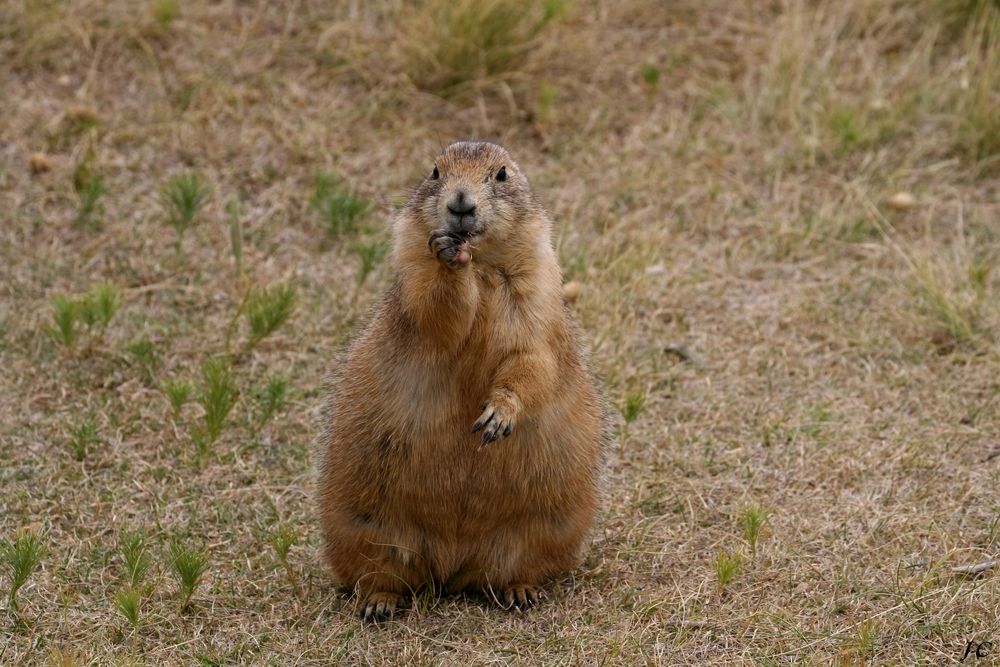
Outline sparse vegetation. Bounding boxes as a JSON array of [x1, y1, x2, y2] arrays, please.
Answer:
[[353, 240, 387, 285], [114, 586, 141, 630], [400, 0, 567, 97], [120, 530, 151, 589], [162, 378, 194, 418], [161, 172, 210, 256], [195, 358, 238, 448], [244, 282, 297, 351], [48, 283, 121, 349], [169, 541, 208, 612], [640, 62, 661, 88], [48, 295, 79, 348], [269, 523, 300, 595], [69, 416, 99, 461], [3, 0, 1000, 662], [125, 338, 160, 379], [620, 391, 646, 424], [151, 0, 178, 26], [3, 531, 44, 612], [252, 375, 287, 432], [739, 504, 769, 558], [72, 167, 106, 229], [713, 550, 742, 589], [309, 172, 369, 238]]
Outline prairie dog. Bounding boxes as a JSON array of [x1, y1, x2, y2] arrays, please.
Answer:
[[317, 141, 605, 622]]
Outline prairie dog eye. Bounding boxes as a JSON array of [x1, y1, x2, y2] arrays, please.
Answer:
[[496, 166, 507, 182], [431, 165, 439, 180]]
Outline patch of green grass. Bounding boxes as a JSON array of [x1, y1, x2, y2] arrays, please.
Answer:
[[163, 378, 194, 419], [640, 62, 661, 88], [354, 240, 387, 285], [269, 523, 300, 594], [161, 172, 211, 256], [69, 416, 99, 461], [151, 0, 178, 26], [714, 550, 742, 589], [829, 108, 863, 157], [169, 541, 208, 612], [3, 531, 45, 612], [854, 620, 877, 659], [196, 359, 238, 447], [114, 586, 141, 630], [739, 504, 770, 558], [49, 283, 122, 350], [120, 530, 151, 589], [253, 375, 287, 431], [49, 295, 79, 348], [536, 82, 556, 122], [72, 166, 106, 229], [620, 391, 647, 423], [309, 173, 369, 238], [125, 338, 160, 379], [78, 283, 120, 337], [245, 283, 297, 350]]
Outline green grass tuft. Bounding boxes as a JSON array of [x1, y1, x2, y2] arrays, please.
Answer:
[[79, 283, 120, 335], [739, 504, 770, 558], [72, 166, 106, 229], [114, 586, 141, 630], [120, 530, 151, 589], [169, 541, 208, 612], [354, 240, 388, 285], [163, 378, 194, 419], [640, 63, 661, 88], [620, 391, 647, 423], [196, 358, 238, 447], [245, 283, 297, 350], [151, 0, 178, 26], [69, 416, 99, 461], [49, 295, 79, 348], [714, 550, 742, 589], [125, 338, 160, 379], [309, 173, 369, 238], [3, 531, 45, 612], [269, 523, 300, 594], [253, 375, 288, 431], [161, 172, 211, 256]]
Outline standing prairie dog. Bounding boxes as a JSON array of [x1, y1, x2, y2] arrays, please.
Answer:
[[317, 141, 605, 622]]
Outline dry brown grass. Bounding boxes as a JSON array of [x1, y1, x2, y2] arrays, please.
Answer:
[[2, 0, 1000, 664]]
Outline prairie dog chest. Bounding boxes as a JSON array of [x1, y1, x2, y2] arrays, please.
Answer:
[[469, 268, 543, 354]]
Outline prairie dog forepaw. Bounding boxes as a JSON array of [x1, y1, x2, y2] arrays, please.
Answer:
[[472, 389, 521, 445], [428, 230, 471, 268], [360, 591, 402, 624]]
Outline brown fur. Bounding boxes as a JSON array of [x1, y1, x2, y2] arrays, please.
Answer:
[[316, 141, 605, 621]]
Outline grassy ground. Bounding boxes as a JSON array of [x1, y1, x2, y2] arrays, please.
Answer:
[[2, 0, 1000, 664]]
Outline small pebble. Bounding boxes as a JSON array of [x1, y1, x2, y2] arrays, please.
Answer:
[[29, 152, 51, 174], [886, 192, 916, 210]]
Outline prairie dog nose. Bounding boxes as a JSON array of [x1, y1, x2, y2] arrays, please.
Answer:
[[446, 189, 476, 216]]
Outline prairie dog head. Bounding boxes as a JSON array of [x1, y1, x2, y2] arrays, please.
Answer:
[[399, 142, 546, 267]]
